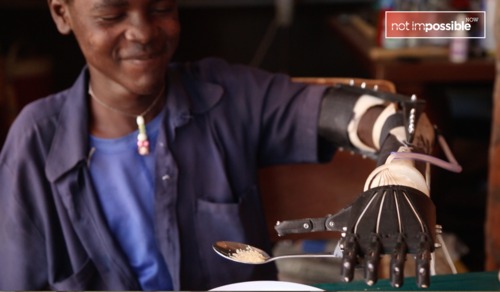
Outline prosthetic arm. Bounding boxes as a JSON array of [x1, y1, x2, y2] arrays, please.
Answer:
[[275, 83, 461, 288]]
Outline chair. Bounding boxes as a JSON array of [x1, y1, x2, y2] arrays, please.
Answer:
[[258, 77, 396, 243]]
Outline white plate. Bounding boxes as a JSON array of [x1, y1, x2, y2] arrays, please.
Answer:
[[211, 280, 324, 291]]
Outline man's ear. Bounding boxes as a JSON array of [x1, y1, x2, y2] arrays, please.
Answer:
[[47, 0, 72, 35]]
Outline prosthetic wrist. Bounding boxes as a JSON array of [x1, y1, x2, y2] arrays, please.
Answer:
[[318, 84, 436, 193], [319, 85, 432, 155]]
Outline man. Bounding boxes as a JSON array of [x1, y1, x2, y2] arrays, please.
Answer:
[[0, 0, 444, 290]]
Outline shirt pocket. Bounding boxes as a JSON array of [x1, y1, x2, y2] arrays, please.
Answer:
[[195, 185, 272, 287], [50, 258, 103, 290]]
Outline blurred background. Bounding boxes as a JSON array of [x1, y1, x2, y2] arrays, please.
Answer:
[[0, 0, 495, 277]]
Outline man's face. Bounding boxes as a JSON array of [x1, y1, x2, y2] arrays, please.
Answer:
[[55, 0, 180, 95]]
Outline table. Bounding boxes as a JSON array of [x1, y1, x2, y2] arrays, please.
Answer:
[[316, 271, 500, 291]]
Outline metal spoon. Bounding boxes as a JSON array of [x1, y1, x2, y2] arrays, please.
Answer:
[[213, 241, 341, 264]]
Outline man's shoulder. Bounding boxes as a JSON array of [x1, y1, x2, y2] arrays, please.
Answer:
[[176, 57, 273, 83], [14, 90, 69, 132], [2, 89, 70, 156]]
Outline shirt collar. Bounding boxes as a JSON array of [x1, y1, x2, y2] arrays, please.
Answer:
[[45, 64, 224, 182], [45, 68, 91, 182]]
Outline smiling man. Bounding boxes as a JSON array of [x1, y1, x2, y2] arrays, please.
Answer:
[[0, 0, 444, 290]]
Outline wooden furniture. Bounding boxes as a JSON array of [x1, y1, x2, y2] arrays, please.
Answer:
[[258, 77, 395, 243]]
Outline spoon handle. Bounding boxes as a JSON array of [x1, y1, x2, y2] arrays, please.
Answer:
[[270, 253, 341, 262]]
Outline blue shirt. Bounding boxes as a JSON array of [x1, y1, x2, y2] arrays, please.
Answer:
[[0, 58, 329, 290], [89, 113, 173, 290]]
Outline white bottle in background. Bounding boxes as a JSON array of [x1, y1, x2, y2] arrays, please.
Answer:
[[449, 14, 469, 63]]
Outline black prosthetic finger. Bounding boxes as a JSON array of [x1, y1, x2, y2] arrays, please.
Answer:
[[364, 234, 382, 286], [340, 234, 359, 283], [416, 249, 431, 288], [390, 235, 407, 288], [416, 234, 433, 288]]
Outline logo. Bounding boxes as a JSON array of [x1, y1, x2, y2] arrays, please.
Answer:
[[385, 11, 486, 39]]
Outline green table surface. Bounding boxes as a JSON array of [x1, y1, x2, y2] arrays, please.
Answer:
[[315, 271, 500, 291]]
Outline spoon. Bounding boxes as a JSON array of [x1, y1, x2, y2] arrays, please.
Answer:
[[213, 241, 341, 264]]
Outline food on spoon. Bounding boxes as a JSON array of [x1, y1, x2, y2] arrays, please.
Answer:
[[230, 245, 267, 263]]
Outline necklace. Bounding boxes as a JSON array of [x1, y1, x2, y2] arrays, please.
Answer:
[[88, 86, 165, 156]]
